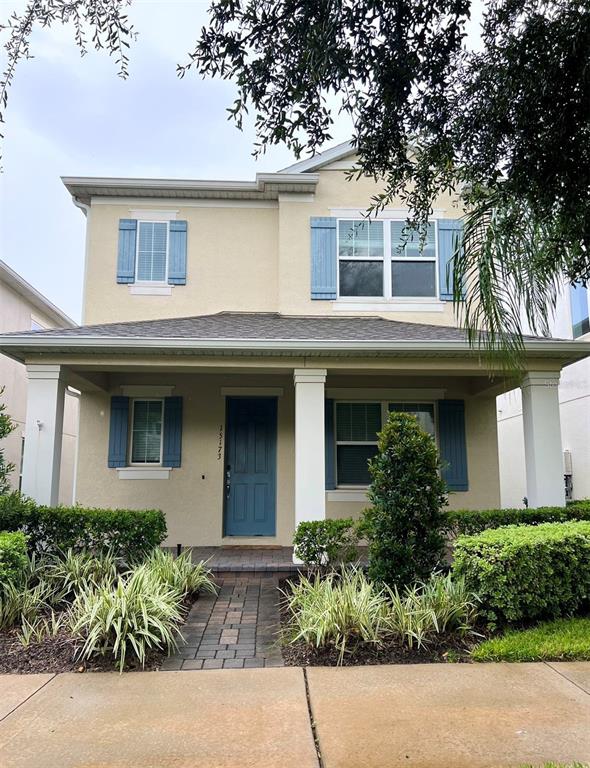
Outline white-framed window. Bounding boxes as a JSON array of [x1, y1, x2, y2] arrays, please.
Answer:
[[130, 399, 164, 464], [136, 221, 169, 283], [334, 400, 436, 487], [337, 219, 438, 299]]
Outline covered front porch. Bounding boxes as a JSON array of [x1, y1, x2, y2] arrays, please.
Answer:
[[1, 312, 586, 549]]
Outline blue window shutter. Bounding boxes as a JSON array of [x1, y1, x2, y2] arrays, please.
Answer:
[[311, 217, 337, 299], [324, 399, 336, 490], [117, 219, 137, 284], [438, 219, 463, 301], [108, 396, 129, 468], [438, 399, 468, 491], [168, 220, 187, 285], [162, 396, 183, 468]]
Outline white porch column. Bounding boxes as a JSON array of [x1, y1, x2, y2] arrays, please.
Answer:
[[21, 364, 66, 506], [521, 371, 565, 508], [294, 369, 327, 528]]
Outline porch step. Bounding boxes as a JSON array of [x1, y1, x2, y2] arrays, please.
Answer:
[[186, 546, 301, 575]]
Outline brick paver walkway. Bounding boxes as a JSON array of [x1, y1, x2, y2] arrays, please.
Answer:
[[162, 573, 285, 670]]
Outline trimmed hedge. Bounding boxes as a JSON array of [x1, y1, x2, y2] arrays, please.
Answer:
[[447, 501, 590, 536], [293, 519, 360, 569], [0, 492, 166, 561], [453, 521, 590, 626], [0, 531, 28, 585]]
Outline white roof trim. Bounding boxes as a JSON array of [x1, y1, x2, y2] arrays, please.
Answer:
[[279, 141, 357, 173], [0, 333, 588, 365], [0, 260, 77, 329], [62, 173, 319, 205]]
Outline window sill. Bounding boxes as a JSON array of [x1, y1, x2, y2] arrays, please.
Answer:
[[326, 489, 369, 502], [117, 467, 172, 480], [332, 299, 445, 312], [129, 284, 172, 296]]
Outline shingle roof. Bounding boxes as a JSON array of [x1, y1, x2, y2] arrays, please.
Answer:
[[3, 311, 473, 342]]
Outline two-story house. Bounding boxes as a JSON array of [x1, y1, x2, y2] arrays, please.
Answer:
[[0, 259, 78, 503], [1, 142, 588, 549]]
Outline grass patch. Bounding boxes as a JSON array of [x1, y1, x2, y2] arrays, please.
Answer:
[[472, 617, 590, 662]]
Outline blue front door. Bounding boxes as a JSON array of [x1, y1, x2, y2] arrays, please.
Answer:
[[224, 397, 277, 536]]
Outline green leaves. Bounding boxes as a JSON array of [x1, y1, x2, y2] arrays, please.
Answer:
[[363, 411, 449, 588], [453, 521, 590, 627], [0, 530, 27, 586], [293, 519, 360, 571], [0, 387, 15, 495], [282, 569, 478, 663]]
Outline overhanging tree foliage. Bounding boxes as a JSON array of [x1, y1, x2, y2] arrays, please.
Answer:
[[2, 0, 589, 363]]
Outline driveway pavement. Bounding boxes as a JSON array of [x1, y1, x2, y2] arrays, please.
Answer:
[[1, 662, 590, 768]]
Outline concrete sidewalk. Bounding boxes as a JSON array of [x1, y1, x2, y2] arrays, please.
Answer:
[[1, 663, 590, 768]]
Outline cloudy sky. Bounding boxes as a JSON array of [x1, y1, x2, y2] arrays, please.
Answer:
[[0, 1, 481, 323]]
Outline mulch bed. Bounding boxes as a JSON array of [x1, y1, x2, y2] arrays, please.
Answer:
[[0, 595, 197, 675], [0, 625, 167, 674]]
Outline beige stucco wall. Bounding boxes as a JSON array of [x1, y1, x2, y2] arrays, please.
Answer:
[[0, 280, 79, 503], [82, 164, 464, 327], [74, 369, 499, 547]]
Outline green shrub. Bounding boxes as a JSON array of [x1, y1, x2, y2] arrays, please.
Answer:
[[363, 411, 448, 588], [0, 531, 28, 586], [293, 519, 359, 570], [453, 521, 590, 626], [384, 573, 479, 649], [0, 579, 54, 630], [46, 549, 118, 600], [0, 494, 166, 561], [71, 566, 184, 671], [282, 569, 478, 662], [142, 549, 216, 597], [447, 501, 590, 536], [282, 568, 389, 661], [472, 617, 590, 662]]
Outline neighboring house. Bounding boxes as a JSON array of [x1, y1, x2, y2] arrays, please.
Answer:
[[497, 281, 590, 505], [0, 259, 79, 503], [0, 142, 588, 549]]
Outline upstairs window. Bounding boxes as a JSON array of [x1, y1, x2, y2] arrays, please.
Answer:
[[337, 219, 438, 299], [570, 283, 590, 338], [130, 399, 163, 464], [136, 222, 168, 283]]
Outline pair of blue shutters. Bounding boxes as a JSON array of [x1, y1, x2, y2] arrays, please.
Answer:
[[310, 217, 463, 300], [324, 398, 468, 491], [117, 220, 188, 285], [108, 396, 183, 468]]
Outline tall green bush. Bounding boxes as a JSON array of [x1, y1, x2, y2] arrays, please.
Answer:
[[363, 411, 448, 588], [453, 521, 590, 626], [0, 493, 166, 561]]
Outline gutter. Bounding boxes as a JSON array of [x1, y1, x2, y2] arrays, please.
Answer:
[[0, 334, 588, 364]]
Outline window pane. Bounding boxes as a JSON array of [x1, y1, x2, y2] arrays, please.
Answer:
[[337, 445, 378, 485], [392, 261, 436, 297], [339, 220, 384, 259], [570, 283, 590, 338], [336, 403, 382, 442], [132, 400, 163, 463], [391, 221, 435, 258], [389, 403, 435, 436], [137, 222, 167, 282], [339, 261, 383, 296]]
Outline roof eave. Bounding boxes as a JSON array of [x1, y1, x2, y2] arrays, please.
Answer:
[[62, 173, 320, 205], [0, 334, 588, 366]]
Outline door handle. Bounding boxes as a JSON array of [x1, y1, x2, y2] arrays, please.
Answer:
[[225, 466, 231, 499]]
